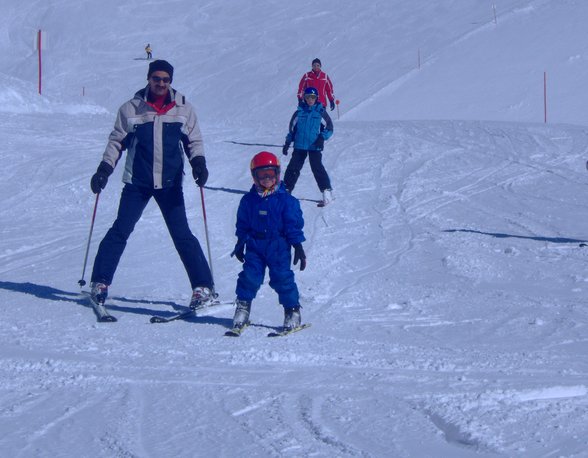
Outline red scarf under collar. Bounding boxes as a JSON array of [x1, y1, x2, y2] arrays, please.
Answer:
[[147, 92, 176, 115]]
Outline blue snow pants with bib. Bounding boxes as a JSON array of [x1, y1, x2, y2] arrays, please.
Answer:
[[234, 184, 305, 308]]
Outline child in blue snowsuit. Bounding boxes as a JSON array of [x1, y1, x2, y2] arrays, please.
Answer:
[[230, 151, 307, 331]]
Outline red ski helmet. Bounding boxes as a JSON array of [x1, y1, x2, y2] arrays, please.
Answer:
[[250, 151, 281, 190]]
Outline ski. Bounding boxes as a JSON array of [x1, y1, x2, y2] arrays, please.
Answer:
[[298, 197, 323, 205], [267, 323, 311, 337], [149, 300, 233, 324], [81, 291, 117, 322], [224, 323, 249, 337], [150, 309, 194, 323]]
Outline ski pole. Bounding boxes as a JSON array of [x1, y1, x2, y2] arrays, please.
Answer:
[[78, 193, 100, 287], [199, 186, 215, 286]]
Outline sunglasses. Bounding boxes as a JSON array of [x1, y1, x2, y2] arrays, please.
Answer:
[[305, 94, 317, 100], [151, 76, 171, 84], [255, 169, 277, 181]]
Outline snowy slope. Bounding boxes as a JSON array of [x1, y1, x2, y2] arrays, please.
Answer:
[[346, 1, 588, 125], [1, 1, 588, 457]]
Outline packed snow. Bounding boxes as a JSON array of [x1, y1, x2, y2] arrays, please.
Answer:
[[1, 1, 587, 457]]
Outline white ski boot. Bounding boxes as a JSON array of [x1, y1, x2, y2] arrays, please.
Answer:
[[189, 286, 215, 311], [321, 189, 334, 206], [232, 299, 251, 328], [90, 282, 109, 305], [283, 306, 301, 331]]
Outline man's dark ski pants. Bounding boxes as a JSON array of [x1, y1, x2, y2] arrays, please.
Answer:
[[91, 183, 213, 289]]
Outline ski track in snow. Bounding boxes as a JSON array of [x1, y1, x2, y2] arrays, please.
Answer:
[[2, 112, 588, 456], [3, 1, 588, 455]]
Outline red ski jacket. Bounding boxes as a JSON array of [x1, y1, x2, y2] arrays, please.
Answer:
[[297, 70, 335, 108]]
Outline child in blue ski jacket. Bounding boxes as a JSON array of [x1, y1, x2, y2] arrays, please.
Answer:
[[282, 86, 334, 206], [229, 151, 307, 332]]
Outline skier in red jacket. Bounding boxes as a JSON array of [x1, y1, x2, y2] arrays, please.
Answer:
[[297, 58, 335, 111]]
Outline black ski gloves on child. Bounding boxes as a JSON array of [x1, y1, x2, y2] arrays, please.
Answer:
[[293, 243, 306, 271], [231, 240, 245, 263], [190, 156, 209, 187], [232, 240, 305, 270], [90, 161, 114, 194]]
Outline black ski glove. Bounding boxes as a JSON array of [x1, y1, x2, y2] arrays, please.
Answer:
[[292, 243, 306, 271], [330, 100, 335, 111], [190, 156, 209, 187], [311, 135, 324, 151], [282, 142, 291, 156], [231, 240, 245, 263], [90, 161, 114, 194]]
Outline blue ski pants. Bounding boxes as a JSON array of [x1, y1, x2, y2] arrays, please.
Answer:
[[236, 237, 300, 308], [91, 184, 213, 289]]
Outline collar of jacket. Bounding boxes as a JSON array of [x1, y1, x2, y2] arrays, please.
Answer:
[[135, 86, 187, 107], [146, 99, 176, 115], [250, 182, 288, 197], [300, 101, 324, 112]]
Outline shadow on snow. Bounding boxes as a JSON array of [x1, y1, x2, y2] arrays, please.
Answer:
[[444, 229, 588, 244], [204, 185, 247, 195], [204, 185, 322, 204], [0, 280, 232, 326]]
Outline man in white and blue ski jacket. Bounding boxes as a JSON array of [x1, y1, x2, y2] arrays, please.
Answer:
[[88, 60, 214, 303]]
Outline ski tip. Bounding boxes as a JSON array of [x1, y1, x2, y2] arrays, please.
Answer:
[[268, 323, 311, 337], [98, 315, 117, 323], [224, 323, 248, 337], [150, 316, 167, 323], [149, 310, 194, 324]]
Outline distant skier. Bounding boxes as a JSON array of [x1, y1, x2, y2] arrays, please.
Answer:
[[297, 58, 336, 111], [282, 87, 334, 206], [229, 151, 307, 333], [145, 44, 152, 59], [88, 59, 214, 310]]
